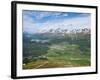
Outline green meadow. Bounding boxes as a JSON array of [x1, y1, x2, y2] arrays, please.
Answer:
[[23, 28, 91, 69]]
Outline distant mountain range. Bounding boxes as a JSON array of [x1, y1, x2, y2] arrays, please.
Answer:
[[24, 28, 90, 35], [23, 23, 90, 35]]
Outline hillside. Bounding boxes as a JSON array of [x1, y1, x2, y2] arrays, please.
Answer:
[[23, 28, 91, 69]]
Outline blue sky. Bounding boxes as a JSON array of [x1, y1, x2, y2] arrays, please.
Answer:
[[23, 10, 91, 33]]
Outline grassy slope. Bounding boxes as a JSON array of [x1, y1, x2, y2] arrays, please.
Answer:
[[23, 44, 90, 69]]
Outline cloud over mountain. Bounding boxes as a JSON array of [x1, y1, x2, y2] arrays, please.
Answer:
[[23, 10, 91, 34]]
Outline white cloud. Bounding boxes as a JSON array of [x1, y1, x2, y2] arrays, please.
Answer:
[[23, 14, 40, 33], [35, 12, 67, 19], [38, 15, 91, 32], [33, 12, 51, 20], [23, 11, 68, 20], [23, 12, 91, 34]]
